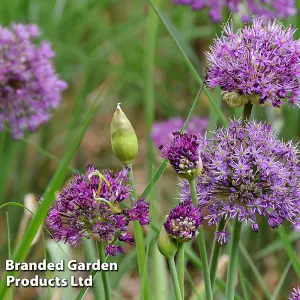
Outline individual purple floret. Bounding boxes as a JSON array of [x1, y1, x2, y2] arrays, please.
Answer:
[[179, 120, 300, 245], [173, 0, 296, 23], [46, 164, 149, 256], [130, 198, 150, 226], [289, 287, 300, 300], [159, 131, 202, 179], [215, 230, 231, 246], [0, 23, 67, 138], [151, 117, 208, 148], [205, 17, 300, 108], [164, 200, 203, 242]]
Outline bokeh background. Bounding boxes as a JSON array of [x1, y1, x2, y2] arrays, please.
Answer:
[[0, 0, 300, 299]]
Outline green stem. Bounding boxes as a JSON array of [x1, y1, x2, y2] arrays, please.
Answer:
[[209, 219, 225, 292], [168, 258, 183, 300], [126, 163, 151, 300], [97, 242, 111, 300], [242, 102, 253, 122], [189, 179, 213, 300], [177, 243, 185, 298], [225, 219, 242, 300]]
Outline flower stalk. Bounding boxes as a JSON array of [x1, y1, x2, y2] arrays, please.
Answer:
[[177, 242, 185, 298], [209, 219, 226, 291], [189, 178, 213, 300], [126, 163, 151, 300], [97, 242, 111, 300], [225, 219, 242, 300], [168, 257, 183, 300]]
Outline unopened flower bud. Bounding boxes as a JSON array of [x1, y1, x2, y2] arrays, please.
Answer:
[[110, 103, 138, 164], [157, 227, 178, 259]]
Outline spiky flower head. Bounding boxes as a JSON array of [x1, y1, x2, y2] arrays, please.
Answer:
[[159, 132, 202, 179], [151, 117, 208, 148], [289, 287, 300, 300], [173, 0, 296, 23], [46, 164, 149, 256], [205, 18, 300, 108], [180, 120, 300, 245], [0, 23, 67, 138], [164, 200, 203, 242]]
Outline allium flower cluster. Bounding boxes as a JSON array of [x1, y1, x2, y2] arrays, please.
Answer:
[[0, 24, 67, 138], [180, 120, 300, 244], [151, 117, 207, 148], [289, 287, 300, 300], [46, 165, 149, 256], [159, 132, 202, 178], [173, 0, 296, 22], [205, 18, 300, 108], [164, 200, 203, 242]]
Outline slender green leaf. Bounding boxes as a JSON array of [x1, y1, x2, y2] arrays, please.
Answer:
[[278, 227, 300, 279], [271, 262, 291, 300], [146, 0, 228, 126]]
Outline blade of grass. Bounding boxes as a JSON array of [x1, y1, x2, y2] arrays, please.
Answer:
[[0, 95, 99, 298], [6, 212, 13, 300], [255, 231, 300, 260], [271, 262, 291, 300], [146, 0, 228, 127], [239, 243, 272, 299], [237, 260, 250, 300], [278, 227, 300, 279]]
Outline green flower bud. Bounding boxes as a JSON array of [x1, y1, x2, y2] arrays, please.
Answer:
[[222, 91, 270, 108], [110, 103, 138, 164], [157, 227, 178, 259]]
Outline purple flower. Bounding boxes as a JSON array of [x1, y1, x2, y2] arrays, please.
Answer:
[[105, 245, 125, 256], [151, 117, 208, 148], [164, 200, 203, 242], [130, 198, 150, 226], [205, 18, 300, 108], [159, 131, 202, 178], [173, 0, 296, 22], [289, 287, 300, 300], [46, 165, 149, 256], [0, 23, 67, 138], [215, 230, 231, 246], [180, 120, 300, 244]]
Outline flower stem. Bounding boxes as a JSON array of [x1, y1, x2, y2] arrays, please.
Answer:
[[177, 242, 185, 298], [126, 163, 151, 300], [168, 257, 183, 300], [97, 242, 111, 300], [225, 219, 242, 300], [189, 179, 213, 300], [209, 219, 225, 292], [242, 102, 253, 122]]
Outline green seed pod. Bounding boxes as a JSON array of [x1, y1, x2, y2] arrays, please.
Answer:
[[110, 103, 138, 165], [157, 227, 178, 259]]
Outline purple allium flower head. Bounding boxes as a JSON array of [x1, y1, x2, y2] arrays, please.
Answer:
[[164, 200, 203, 242], [205, 18, 300, 108], [215, 230, 231, 245], [173, 0, 296, 22], [129, 198, 150, 226], [289, 287, 300, 300], [0, 23, 67, 138], [46, 164, 149, 256], [179, 120, 300, 244], [151, 117, 208, 148], [159, 131, 202, 178]]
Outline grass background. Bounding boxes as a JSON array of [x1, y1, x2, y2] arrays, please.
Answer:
[[0, 0, 300, 299]]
